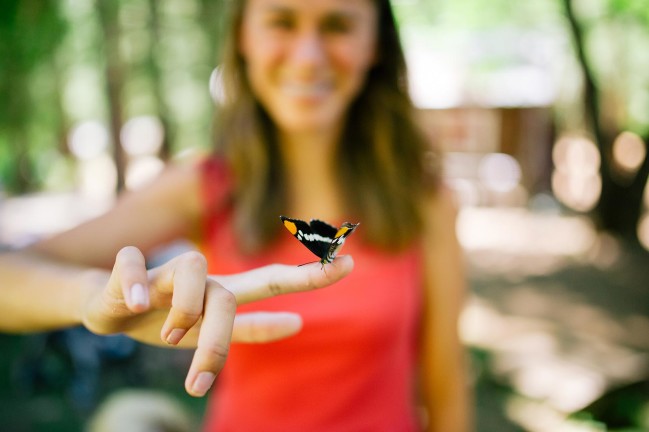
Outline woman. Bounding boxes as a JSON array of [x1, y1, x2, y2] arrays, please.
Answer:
[[201, 0, 470, 430], [0, 0, 470, 429]]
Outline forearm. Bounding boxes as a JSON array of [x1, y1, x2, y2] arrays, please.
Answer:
[[420, 187, 474, 431], [0, 250, 103, 332], [422, 355, 473, 432]]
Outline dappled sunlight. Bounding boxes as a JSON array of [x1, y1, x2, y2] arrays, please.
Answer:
[[445, 152, 528, 208], [551, 135, 601, 212], [407, 46, 465, 109], [120, 116, 164, 157], [77, 155, 118, 198], [507, 355, 606, 412], [121, 116, 166, 190], [642, 177, 649, 251], [68, 120, 110, 160], [506, 396, 607, 432], [0, 193, 113, 247], [457, 207, 599, 276], [401, 25, 566, 109], [463, 294, 648, 420], [477, 153, 522, 194], [637, 213, 649, 251], [68, 120, 118, 198], [613, 131, 646, 175], [459, 203, 649, 430]]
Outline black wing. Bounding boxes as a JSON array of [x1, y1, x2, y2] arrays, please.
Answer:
[[280, 216, 331, 259], [308, 219, 338, 239]]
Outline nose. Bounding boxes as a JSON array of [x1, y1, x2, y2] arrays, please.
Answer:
[[289, 31, 327, 69]]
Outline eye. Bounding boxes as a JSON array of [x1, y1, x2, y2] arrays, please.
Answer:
[[321, 15, 353, 34], [266, 14, 295, 30]]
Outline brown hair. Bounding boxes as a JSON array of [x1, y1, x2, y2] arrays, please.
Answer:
[[214, 0, 439, 253]]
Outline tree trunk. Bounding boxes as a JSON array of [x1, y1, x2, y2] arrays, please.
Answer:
[[147, 0, 172, 160], [562, 0, 649, 246], [97, 0, 126, 192]]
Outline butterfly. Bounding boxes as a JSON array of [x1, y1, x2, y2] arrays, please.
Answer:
[[280, 216, 359, 267]]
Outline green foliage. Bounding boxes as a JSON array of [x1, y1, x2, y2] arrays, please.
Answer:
[[0, 0, 68, 193], [0, 0, 647, 194], [393, 0, 562, 30], [597, 1, 649, 137], [608, 0, 649, 25], [0, 0, 65, 125], [0, 0, 224, 194]]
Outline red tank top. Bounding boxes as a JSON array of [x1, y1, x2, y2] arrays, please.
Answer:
[[198, 158, 423, 431]]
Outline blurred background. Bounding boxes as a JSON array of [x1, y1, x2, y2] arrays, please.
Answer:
[[1, 0, 648, 430]]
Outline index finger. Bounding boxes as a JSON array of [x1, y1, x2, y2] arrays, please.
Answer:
[[212, 255, 354, 305]]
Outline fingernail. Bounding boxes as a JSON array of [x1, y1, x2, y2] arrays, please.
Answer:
[[192, 372, 215, 396], [130, 283, 149, 308], [166, 328, 186, 345]]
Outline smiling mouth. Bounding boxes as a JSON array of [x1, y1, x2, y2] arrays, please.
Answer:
[[281, 82, 332, 100]]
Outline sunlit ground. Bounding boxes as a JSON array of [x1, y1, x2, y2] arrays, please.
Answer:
[[459, 207, 649, 431], [1, 189, 648, 431]]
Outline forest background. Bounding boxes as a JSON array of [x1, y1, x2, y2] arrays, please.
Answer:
[[1, 0, 648, 431]]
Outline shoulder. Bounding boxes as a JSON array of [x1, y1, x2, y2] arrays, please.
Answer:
[[116, 157, 204, 220], [117, 153, 231, 222], [198, 155, 232, 199], [193, 154, 233, 214]]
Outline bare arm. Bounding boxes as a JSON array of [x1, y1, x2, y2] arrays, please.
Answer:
[[0, 160, 354, 396], [0, 161, 201, 331], [419, 186, 473, 431], [30, 160, 202, 268]]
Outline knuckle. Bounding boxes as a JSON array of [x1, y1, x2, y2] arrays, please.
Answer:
[[265, 264, 285, 297], [267, 278, 283, 297], [115, 246, 138, 262], [210, 343, 230, 359], [211, 286, 238, 309], [172, 308, 202, 326], [179, 251, 208, 272], [199, 343, 230, 364]]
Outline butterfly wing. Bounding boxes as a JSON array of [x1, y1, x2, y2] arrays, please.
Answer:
[[324, 222, 359, 263], [308, 219, 338, 239], [280, 216, 332, 259]]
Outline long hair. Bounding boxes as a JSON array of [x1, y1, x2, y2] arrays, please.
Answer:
[[214, 0, 440, 253]]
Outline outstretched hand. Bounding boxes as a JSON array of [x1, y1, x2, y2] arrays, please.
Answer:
[[81, 246, 354, 397]]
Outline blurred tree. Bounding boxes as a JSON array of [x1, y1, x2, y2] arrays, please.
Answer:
[[147, 0, 172, 160], [0, 0, 224, 195], [562, 0, 649, 247], [0, 0, 67, 193], [2, 0, 646, 243], [97, 0, 126, 191]]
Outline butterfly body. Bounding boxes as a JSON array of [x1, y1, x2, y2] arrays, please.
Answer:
[[280, 216, 359, 266]]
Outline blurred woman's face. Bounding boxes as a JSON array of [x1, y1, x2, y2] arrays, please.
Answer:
[[239, 0, 378, 135]]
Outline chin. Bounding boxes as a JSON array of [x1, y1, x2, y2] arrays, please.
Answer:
[[274, 109, 343, 134], [279, 119, 338, 134]]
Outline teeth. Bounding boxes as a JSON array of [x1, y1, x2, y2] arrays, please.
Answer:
[[282, 82, 330, 98]]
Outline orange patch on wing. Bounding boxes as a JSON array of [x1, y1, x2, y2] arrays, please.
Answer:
[[284, 220, 298, 235], [335, 226, 350, 238]]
